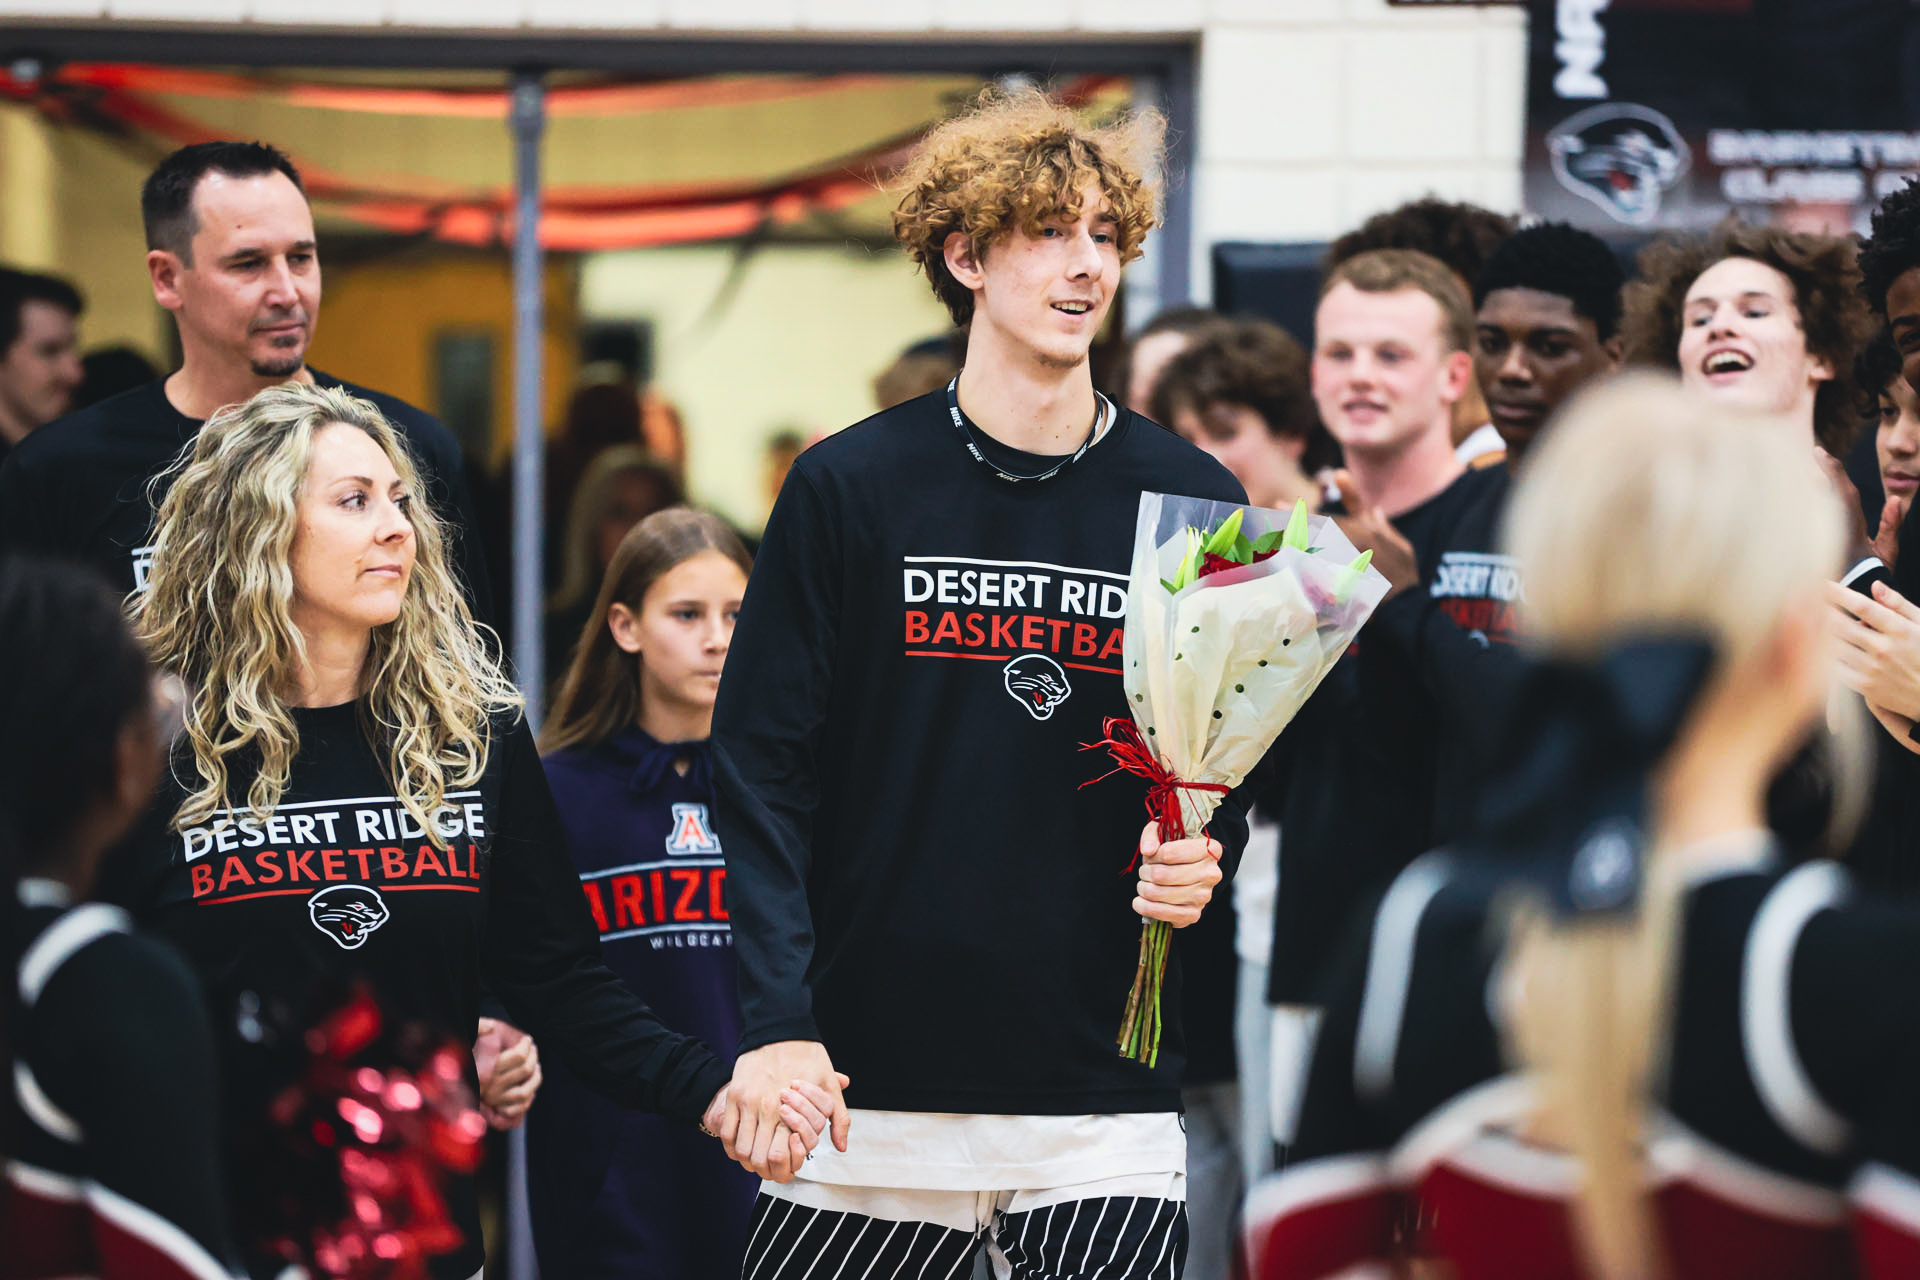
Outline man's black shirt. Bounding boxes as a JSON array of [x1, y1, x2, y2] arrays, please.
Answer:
[[714, 390, 1253, 1115], [0, 372, 494, 622], [1264, 464, 1506, 1005]]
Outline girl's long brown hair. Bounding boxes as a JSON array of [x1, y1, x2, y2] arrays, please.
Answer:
[[539, 507, 751, 755]]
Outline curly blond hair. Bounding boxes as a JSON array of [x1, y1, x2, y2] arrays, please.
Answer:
[[134, 383, 521, 845], [892, 87, 1164, 325]]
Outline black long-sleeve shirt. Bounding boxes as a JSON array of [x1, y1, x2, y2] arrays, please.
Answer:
[[1363, 466, 1525, 846], [712, 391, 1252, 1116], [0, 373, 493, 624], [97, 703, 728, 1280], [1264, 465, 1505, 1005]]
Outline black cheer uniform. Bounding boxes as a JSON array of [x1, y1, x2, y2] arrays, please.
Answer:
[[97, 703, 729, 1280], [0, 374, 493, 622], [1245, 838, 1920, 1280], [4, 879, 241, 1280]]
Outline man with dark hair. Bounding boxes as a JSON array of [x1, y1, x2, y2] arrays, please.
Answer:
[[1471, 221, 1624, 469], [1863, 176, 1920, 408], [0, 140, 492, 619], [1325, 197, 1517, 463], [0, 267, 84, 467]]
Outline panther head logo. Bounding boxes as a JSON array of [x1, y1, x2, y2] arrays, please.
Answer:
[[1003, 654, 1072, 721], [307, 884, 391, 951], [1547, 103, 1690, 227]]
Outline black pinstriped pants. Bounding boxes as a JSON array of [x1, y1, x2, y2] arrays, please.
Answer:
[[740, 1190, 1189, 1280]]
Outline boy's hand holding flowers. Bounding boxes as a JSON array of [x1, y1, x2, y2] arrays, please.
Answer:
[[1134, 821, 1223, 928]]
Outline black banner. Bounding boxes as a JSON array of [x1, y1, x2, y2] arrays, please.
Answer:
[[1526, 0, 1920, 234]]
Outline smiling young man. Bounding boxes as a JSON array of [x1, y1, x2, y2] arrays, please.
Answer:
[[1324, 197, 1516, 464], [712, 89, 1252, 1280], [0, 141, 491, 619], [1624, 219, 1886, 592], [1622, 219, 1870, 458]]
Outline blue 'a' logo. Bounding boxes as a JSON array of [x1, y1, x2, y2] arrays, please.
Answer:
[[665, 803, 723, 856]]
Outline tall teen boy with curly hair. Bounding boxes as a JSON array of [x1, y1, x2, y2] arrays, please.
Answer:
[[711, 89, 1253, 1279]]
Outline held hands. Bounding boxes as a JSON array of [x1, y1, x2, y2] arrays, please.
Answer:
[[1135, 820, 1223, 928], [1830, 581, 1920, 746], [713, 1040, 851, 1183], [473, 1018, 542, 1130]]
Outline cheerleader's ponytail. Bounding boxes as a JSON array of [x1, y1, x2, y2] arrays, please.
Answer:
[[1496, 376, 1852, 1280]]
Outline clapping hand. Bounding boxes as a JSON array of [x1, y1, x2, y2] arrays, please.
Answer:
[[1326, 469, 1418, 598], [1831, 580, 1920, 754]]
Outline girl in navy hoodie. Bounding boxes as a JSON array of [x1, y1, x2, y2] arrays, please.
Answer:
[[528, 508, 756, 1280]]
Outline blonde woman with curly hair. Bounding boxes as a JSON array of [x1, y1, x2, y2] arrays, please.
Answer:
[[106, 382, 824, 1280], [714, 86, 1254, 1279]]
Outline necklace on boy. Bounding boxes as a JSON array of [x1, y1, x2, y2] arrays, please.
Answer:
[[945, 375, 1110, 485]]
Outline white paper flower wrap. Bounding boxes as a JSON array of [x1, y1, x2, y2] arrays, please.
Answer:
[[1119, 490, 1390, 837]]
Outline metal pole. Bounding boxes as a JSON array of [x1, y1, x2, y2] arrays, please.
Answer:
[[509, 70, 547, 728], [506, 67, 545, 1280]]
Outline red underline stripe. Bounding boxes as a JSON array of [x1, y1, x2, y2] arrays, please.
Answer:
[[198, 882, 480, 904], [198, 888, 310, 903], [902, 649, 1121, 676]]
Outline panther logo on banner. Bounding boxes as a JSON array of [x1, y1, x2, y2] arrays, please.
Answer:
[[1548, 103, 1691, 227]]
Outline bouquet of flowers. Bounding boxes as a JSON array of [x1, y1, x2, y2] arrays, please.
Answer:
[[1087, 492, 1389, 1065]]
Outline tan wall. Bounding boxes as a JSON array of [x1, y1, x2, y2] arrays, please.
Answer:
[[580, 243, 954, 533], [0, 105, 172, 363], [304, 249, 581, 466]]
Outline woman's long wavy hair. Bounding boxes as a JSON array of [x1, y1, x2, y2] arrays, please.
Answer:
[[134, 383, 520, 845]]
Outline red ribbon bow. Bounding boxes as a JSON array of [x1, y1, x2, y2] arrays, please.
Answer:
[[1081, 716, 1229, 870]]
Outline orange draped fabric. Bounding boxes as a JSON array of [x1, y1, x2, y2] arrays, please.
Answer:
[[0, 64, 1118, 250]]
